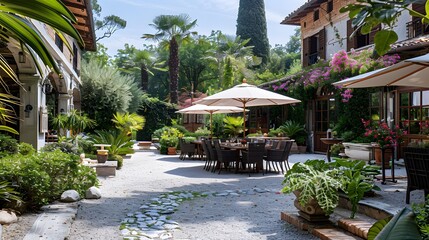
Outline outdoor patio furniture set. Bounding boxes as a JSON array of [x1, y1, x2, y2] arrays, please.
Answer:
[[181, 138, 293, 176]]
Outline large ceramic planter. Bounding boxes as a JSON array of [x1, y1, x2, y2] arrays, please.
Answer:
[[343, 142, 372, 161], [96, 149, 108, 163], [293, 191, 329, 222]]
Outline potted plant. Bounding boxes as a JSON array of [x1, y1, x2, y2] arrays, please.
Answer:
[[159, 127, 180, 155], [281, 160, 342, 221], [362, 119, 407, 167]]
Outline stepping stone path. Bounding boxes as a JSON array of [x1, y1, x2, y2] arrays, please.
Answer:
[[120, 188, 272, 240]]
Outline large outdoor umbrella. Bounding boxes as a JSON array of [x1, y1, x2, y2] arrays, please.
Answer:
[[176, 104, 246, 136], [333, 53, 429, 88], [194, 79, 301, 137]]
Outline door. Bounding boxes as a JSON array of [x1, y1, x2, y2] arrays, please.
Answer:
[[314, 98, 337, 153]]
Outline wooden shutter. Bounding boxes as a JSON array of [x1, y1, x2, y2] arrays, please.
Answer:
[[369, 24, 381, 44], [318, 28, 326, 60], [347, 20, 355, 51], [302, 37, 310, 67]]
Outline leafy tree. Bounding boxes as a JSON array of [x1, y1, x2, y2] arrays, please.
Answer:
[[114, 44, 166, 92], [236, 0, 270, 64], [137, 94, 177, 140], [143, 14, 197, 104], [82, 43, 111, 66], [80, 58, 143, 130], [179, 37, 216, 93], [341, 0, 429, 56], [92, 0, 127, 42], [285, 28, 301, 54]]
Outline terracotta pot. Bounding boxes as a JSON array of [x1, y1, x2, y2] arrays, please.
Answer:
[[167, 147, 176, 155], [97, 154, 108, 163], [374, 147, 392, 169]]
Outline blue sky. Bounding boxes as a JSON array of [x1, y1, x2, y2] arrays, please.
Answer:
[[97, 0, 305, 57]]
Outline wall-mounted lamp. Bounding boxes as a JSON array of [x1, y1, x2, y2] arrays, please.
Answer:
[[18, 51, 26, 63], [41, 77, 52, 94], [60, 108, 65, 114]]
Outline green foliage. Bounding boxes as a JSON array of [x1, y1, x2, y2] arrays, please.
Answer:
[[223, 116, 244, 138], [268, 127, 285, 137], [159, 127, 181, 149], [181, 136, 197, 143], [41, 142, 78, 154], [369, 207, 421, 240], [340, 1, 429, 56], [52, 109, 96, 137], [413, 195, 429, 239], [0, 151, 98, 210], [236, 0, 270, 64], [281, 160, 342, 215], [112, 112, 145, 136], [280, 120, 307, 145], [91, 130, 134, 155], [0, 180, 22, 205], [330, 159, 380, 218], [137, 95, 177, 140], [0, 134, 18, 157], [194, 127, 211, 137], [81, 58, 143, 130], [368, 217, 393, 240], [108, 154, 124, 169], [330, 143, 344, 157], [18, 142, 36, 156]]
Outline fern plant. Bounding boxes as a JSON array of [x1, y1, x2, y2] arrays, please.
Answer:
[[281, 160, 342, 215]]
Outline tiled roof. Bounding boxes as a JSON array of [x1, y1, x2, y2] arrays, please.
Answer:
[[281, 0, 327, 26]]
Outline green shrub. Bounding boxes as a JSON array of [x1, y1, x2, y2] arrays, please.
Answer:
[[413, 195, 429, 239], [0, 181, 22, 206], [18, 143, 35, 156], [0, 151, 98, 210], [108, 154, 123, 169], [194, 127, 211, 138], [330, 143, 344, 157], [0, 134, 18, 157], [41, 142, 78, 154], [91, 130, 134, 155]]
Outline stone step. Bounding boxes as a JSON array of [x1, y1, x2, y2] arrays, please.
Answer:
[[313, 227, 362, 240], [23, 202, 77, 240], [338, 219, 373, 239]]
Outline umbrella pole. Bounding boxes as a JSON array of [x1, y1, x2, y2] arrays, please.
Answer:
[[210, 112, 213, 138], [243, 102, 246, 138]]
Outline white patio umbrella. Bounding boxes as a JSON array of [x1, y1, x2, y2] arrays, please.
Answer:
[[333, 53, 429, 88], [194, 79, 301, 137], [176, 104, 246, 136]]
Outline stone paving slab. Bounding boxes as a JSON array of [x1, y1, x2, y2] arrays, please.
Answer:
[[23, 202, 77, 240]]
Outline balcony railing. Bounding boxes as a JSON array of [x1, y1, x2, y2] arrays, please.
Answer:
[[406, 18, 429, 39]]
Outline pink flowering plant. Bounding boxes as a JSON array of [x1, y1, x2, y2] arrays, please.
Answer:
[[362, 119, 407, 148]]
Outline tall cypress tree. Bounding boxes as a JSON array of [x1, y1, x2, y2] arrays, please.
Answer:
[[236, 0, 270, 64]]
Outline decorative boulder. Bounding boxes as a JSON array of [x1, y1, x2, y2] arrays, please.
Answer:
[[60, 190, 80, 202], [0, 210, 18, 224], [85, 186, 101, 199]]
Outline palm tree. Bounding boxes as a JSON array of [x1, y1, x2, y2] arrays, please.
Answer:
[[0, 1, 84, 134], [142, 14, 197, 104]]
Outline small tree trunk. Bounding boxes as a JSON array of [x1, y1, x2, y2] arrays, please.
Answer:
[[141, 62, 149, 92]]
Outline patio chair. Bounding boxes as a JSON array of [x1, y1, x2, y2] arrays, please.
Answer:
[[201, 139, 214, 171], [213, 140, 239, 174], [403, 147, 429, 204], [206, 139, 218, 172], [241, 142, 266, 176], [264, 140, 293, 174], [179, 138, 196, 160]]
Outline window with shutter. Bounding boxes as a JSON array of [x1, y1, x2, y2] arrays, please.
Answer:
[[302, 37, 310, 67], [318, 28, 326, 60]]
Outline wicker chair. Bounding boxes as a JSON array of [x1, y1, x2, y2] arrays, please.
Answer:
[[241, 142, 266, 176], [264, 140, 293, 173], [213, 140, 239, 174], [403, 147, 429, 204], [201, 139, 215, 171], [179, 138, 196, 160]]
